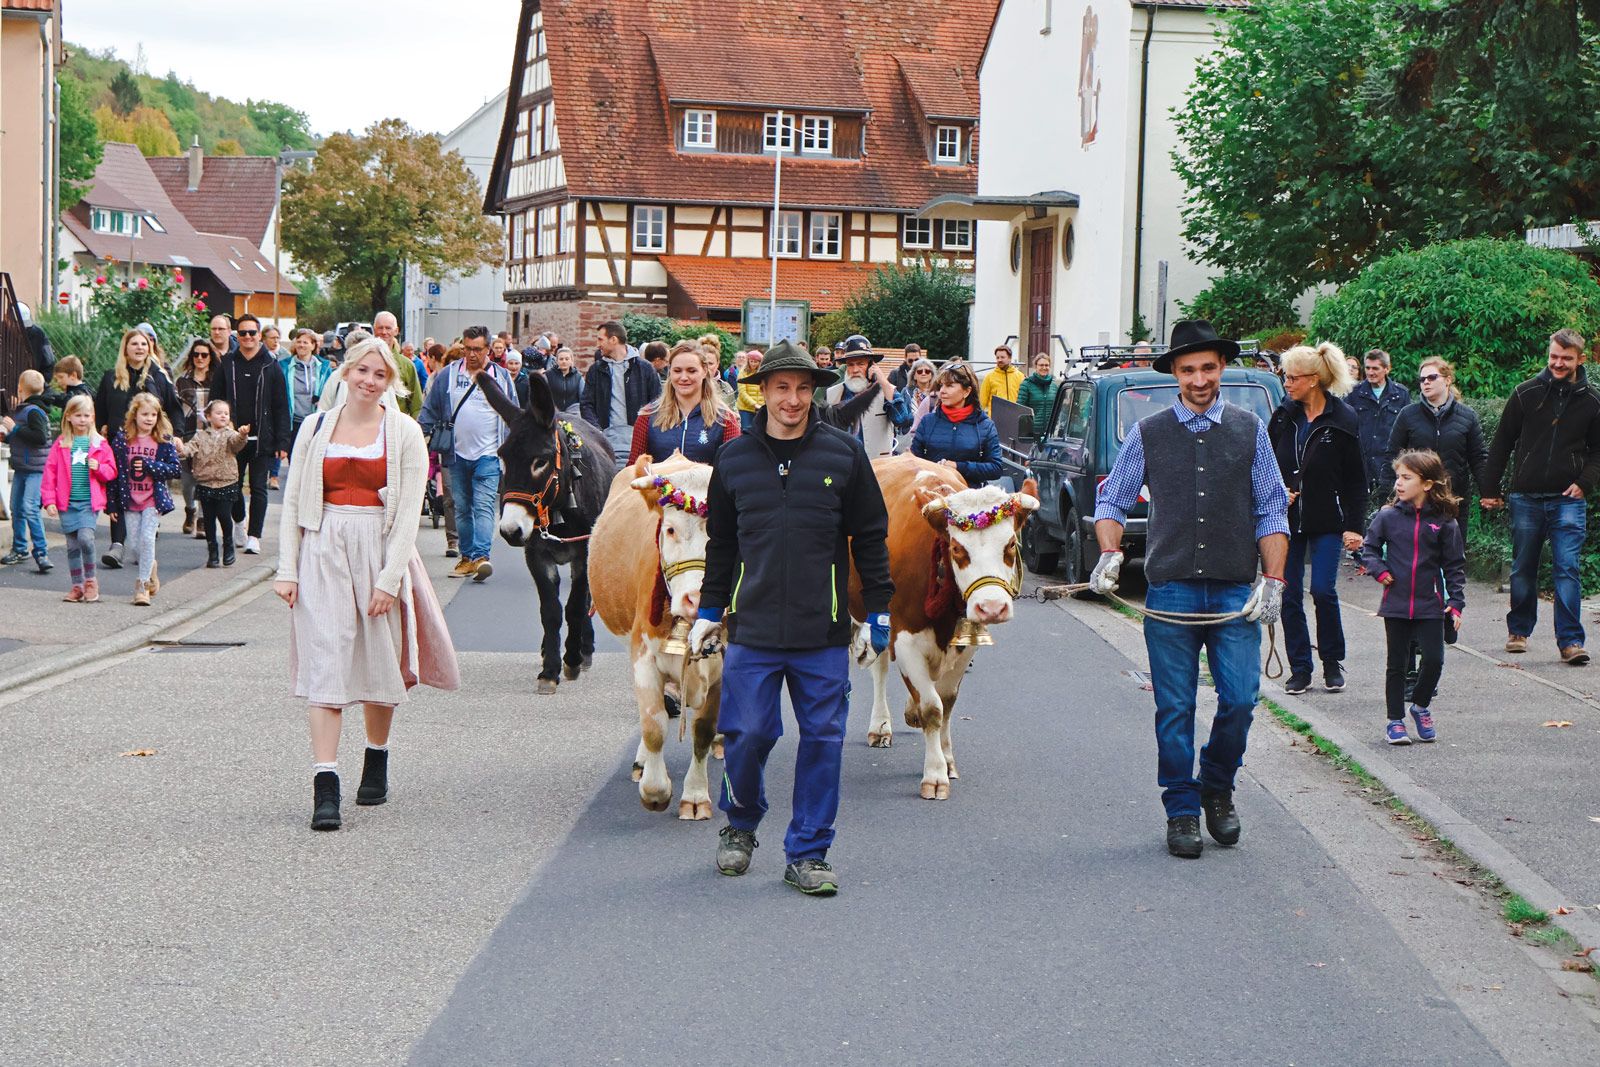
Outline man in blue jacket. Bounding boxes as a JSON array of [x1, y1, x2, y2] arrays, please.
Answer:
[[1347, 348, 1411, 493], [689, 340, 894, 896], [580, 320, 655, 460]]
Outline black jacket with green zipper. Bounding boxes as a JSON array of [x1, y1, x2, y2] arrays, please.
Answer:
[[703, 407, 893, 650]]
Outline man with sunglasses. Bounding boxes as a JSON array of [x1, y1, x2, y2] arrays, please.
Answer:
[[223, 313, 290, 556]]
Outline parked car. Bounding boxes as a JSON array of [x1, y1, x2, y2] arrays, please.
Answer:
[[1000, 345, 1284, 582]]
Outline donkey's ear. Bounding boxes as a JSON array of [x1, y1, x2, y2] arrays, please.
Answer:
[[477, 370, 522, 424], [523, 368, 557, 426]]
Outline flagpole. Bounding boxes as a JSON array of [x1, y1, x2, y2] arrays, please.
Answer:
[[769, 109, 784, 346]]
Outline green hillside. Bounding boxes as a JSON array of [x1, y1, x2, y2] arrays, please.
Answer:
[[63, 44, 317, 157]]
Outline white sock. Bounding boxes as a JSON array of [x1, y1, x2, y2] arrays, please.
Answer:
[[313, 761, 338, 775], [366, 743, 388, 752]]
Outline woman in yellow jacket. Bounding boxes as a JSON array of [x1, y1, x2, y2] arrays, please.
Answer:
[[736, 349, 765, 431]]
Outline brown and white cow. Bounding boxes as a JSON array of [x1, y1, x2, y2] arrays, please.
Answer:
[[588, 454, 722, 819], [850, 455, 1039, 800]]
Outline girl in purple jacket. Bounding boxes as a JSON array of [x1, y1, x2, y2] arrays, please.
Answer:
[[1361, 449, 1467, 745]]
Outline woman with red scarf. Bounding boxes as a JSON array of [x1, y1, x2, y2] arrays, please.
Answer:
[[910, 362, 1003, 485]]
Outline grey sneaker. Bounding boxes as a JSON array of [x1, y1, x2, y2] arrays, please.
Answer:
[[783, 858, 839, 896], [716, 826, 757, 876]]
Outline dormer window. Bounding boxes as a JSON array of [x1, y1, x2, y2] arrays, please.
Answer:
[[800, 115, 833, 155], [684, 109, 716, 149], [934, 125, 963, 164], [91, 208, 142, 237], [763, 113, 796, 153]]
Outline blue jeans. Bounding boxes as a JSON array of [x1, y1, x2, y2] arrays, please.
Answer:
[[1508, 493, 1586, 649], [1144, 580, 1260, 818], [9, 471, 47, 558], [449, 454, 501, 562], [718, 643, 851, 861], [1281, 531, 1346, 674]]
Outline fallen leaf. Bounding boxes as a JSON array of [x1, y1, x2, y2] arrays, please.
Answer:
[[1542, 720, 1574, 728], [960, 716, 973, 721], [1307, 962, 1326, 968], [1560, 959, 1594, 973], [1497, 662, 1525, 671], [1294, 908, 1308, 917], [119, 748, 157, 757], [1575, 947, 1596, 958], [1556, 906, 1573, 915]]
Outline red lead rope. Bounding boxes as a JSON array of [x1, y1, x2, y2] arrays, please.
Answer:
[[502, 424, 591, 543]]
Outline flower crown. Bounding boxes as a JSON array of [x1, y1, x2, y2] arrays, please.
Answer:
[[945, 498, 1020, 532], [652, 476, 709, 517]]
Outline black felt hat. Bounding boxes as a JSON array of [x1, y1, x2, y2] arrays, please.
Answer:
[[1152, 319, 1241, 374]]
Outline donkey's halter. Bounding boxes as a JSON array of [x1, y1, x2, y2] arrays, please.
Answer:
[[503, 421, 590, 543]]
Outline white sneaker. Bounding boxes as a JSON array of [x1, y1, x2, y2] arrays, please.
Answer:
[[244, 536, 261, 554], [234, 521, 249, 546]]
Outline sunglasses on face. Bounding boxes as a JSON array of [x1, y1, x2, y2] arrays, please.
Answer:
[[1419, 373, 1442, 383], [238, 329, 259, 337]]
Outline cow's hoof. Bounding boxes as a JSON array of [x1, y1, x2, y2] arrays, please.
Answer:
[[867, 730, 893, 748], [563, 661, 580, 681], [536, 678, 558, 696], [640, 790, 672, 813], [678, 799, 713, 821], [920, 781, 950, 801], [580, 654, 594, 672], [631, 763, 644, 782], [711, 741, 725, 761]]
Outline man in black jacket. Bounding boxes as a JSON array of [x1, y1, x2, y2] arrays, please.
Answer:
[[1481, 329, 1600, 664], [1347, 349, 1410, 492], [224, 313, 290, 555], [689, 340, 894, 895], [580, 320, 656, 460]]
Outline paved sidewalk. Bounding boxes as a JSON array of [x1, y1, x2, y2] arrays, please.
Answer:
[[1268, 560, 1600, 910]]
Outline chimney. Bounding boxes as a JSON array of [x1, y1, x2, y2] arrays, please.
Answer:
[[187, 138, 203, 192]]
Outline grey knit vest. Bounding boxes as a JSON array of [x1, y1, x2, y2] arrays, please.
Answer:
[[1140, 404, 1261, 584]]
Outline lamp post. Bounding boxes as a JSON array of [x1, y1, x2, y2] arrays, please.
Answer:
[[768, 110, 784, 345], [274, 148, 317, 327]]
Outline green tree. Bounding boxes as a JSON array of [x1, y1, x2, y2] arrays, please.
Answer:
[[246, 99, 314, 151], [280, 119, 501, 314], [1177, 273, 1299, 340], [212, 138, 245, 156], [846, 265, 971, 360], [1308, 238, 1600, 396], [58, 75, 102, 211], [93, 105, 181, 156], [109, 67, 142, 115], [79, 266, 210, 362], [809, 309, 859, 351]]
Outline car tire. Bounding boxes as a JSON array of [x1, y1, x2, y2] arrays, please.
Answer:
[[1021, 519, 1060, 576], [1061, 508, 1101, 599]]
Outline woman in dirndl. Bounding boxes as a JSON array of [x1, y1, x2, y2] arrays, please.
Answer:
[[274, 337, 460, 832]]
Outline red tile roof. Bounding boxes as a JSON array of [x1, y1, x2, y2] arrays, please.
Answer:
[[660, 255, 879, 313], [148, 155, 278, 247], [492, 0, 999, 213], [896, 56, 978, 121], [1, 1, 56, 11]]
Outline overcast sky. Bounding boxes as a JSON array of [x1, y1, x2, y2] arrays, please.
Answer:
[[66, 0, 519, 137]]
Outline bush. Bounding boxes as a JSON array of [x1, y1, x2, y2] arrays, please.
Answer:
[[1310, 239, 1600, 397], [78, 265, 209, 367], [619, 313, 741, 369], [36, 309, 120, 386], [1178, 273, 1298, 340], [809, 310, 858, 352], [846, 264, 970, 360]]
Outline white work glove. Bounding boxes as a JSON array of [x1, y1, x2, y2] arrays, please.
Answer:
[[688, 614, 724, 657], [1242, 576, 1285, 625], [1089, 551, 1124, 595]]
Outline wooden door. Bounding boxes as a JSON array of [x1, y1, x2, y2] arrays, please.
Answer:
[[1027, 227, 1054, 359]]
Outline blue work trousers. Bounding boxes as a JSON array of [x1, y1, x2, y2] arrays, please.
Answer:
[[9, 471, 47, 559], [1508, 493, 1587, 649], [1281, 531, 1346, 674], [1144, 580, 1260, 818], [718, 643, 851, 862], [449, 453, 501, 562]]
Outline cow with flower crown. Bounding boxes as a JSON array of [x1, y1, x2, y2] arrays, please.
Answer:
[[589, 453, 723, 819], [847, 454, 1040, 800]]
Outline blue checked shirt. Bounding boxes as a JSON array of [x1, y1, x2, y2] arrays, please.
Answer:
[[1094, 397, 1290, 540]]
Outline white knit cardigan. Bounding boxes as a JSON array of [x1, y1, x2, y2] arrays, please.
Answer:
[[275, 402, 430, 597]]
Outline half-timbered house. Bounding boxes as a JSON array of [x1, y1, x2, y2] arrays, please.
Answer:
[[483, 0, 998, 344]]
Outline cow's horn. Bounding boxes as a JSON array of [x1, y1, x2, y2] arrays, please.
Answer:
[[919, 495, 948, 519], [1013, 492, 1041, 511]]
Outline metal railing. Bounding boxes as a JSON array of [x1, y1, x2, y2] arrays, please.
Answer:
[[0, 272, 34, 415]]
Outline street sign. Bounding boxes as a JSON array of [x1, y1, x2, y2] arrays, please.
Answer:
[[742, 298, 810, 346], [427, 282, 442, 296], [57, 292, 70, 305]]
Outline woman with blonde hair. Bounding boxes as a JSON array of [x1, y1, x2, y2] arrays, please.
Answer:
[[274, 336, 459, 831], [628, 340, 741, 464], [1385, 356, 1487, 526], [1267, 341, 1369, 695], [94, 328, 181, 568]]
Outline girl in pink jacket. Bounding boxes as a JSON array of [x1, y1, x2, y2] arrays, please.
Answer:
[[41, 395, 117, 602]]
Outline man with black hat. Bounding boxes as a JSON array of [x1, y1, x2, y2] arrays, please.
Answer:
[[823, 333, 912, 457], [689, 339, 895, 895], [1090, 320, 1290, 859]]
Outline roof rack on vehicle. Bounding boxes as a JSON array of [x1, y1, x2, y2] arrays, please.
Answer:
[[1064, 340, 1263, 376]]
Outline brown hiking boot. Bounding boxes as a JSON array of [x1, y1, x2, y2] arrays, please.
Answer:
[[450, 558, 477, 577], [181, 508, 195, 535], [1561, 645, 1590, 665], [133, 581, 151, 607], [147, 560, 160, 597], [1505, 634, 1528, 654]]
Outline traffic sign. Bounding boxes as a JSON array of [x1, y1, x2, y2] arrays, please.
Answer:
[[58, 292, 70, 305], [427, 282, 442, 296]]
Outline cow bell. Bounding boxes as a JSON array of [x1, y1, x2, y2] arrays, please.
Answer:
[[662, 618, 691, 656], [951, 619, 994, 648]]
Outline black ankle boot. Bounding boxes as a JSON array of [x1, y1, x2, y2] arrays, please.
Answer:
[[222, 534, 236, 567], [312, 771, 341, 830], [206, 542, 221, 568], [356, 748, 388, 806]]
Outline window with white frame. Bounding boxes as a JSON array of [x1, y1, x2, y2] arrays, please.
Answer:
[[510, 214, 525, 260], [523, 208, 537, 259], [763, 113, 795, 153], [771, 210, 803, 257], [683, 110, 716, 149], [940, 218, 974, 251], [809, 212, 842, 258], [902, 216, 933, 249], [539, 206, 558, 257], [800, 115, 833, 154], [632, 205, 667, 253], [90, 208, 141, 237], [935, 125, 963, 163]]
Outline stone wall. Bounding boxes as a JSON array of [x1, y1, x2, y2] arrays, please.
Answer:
[[509, 299, 667, 349]]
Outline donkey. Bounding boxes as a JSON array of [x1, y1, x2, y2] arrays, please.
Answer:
[[479, 370, 617, 694]]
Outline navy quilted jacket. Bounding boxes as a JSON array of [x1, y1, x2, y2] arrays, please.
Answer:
[[109, 430, 182, 516]]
